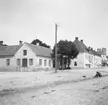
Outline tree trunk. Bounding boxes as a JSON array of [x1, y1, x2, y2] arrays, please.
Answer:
[[67, 56, 71, 69], [61, 55, 63, 70], [59, 55, 63, 70]]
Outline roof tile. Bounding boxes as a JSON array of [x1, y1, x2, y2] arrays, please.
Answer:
[[0, 45, 22, 57], [25, 43, 52, 58]]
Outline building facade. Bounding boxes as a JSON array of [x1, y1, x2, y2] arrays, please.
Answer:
[[71, 37, 102, 69], [97, 47, 108, 66], [0, 42, 53, 71]]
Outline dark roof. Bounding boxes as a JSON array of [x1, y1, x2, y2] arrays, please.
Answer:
[[0, 43, 52, 58], [0, 45, 22, 58], [73, 39, 88, 53], [25, 43, 52, 58], [90, 49, 101, 57], [73, 38, 101, 56]]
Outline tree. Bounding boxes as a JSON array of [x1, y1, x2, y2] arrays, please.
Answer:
[[31, 39, 50, 48], [0, 41, 7, 46], [52, 40, 79, 70]]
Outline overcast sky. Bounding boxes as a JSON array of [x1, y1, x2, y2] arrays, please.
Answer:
[[0, 0, 108, 50]]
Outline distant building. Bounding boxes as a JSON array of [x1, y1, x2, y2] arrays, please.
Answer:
[[71, 37, 102, 68], [97, 48, 107, 55], [97, 47, 108, 66], [102, 48, 106, 55]]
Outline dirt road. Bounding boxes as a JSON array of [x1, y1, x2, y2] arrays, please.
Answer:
[[0, 76, 108, 105]]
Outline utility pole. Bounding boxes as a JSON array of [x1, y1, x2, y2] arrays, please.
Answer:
[[55, 23, 58, 73]]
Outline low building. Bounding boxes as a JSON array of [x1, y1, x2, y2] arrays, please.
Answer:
[[71, 37, 102, 69], [0, 42, 53, 71], [90, 49, 102, 68]]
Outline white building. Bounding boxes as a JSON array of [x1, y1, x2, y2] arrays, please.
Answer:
[[71, 37, 102, 69], [0, 42, 53, 71]]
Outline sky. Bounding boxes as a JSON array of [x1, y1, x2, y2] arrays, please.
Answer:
[[0, 0, 108, 50]]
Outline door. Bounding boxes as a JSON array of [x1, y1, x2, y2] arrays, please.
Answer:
[[22, 58, 28, 67]]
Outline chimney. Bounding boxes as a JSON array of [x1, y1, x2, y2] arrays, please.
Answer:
[[36, 42, 39, 46], [75, 37, 78, 40], [80, 40, 83, 43], [19, 41, 23, 45], [0, 41, 3, 45], [97, 48, 101, 52], [97, 48, 101, 53], [102, 48, 106, 55], [91, 48, 93, 50], [88, 47, 91, 49]]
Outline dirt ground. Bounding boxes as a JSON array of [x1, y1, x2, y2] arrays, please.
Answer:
[[0, 68, 108, 105], [0, 75, 108, 105], [0, 69, 97, 91]]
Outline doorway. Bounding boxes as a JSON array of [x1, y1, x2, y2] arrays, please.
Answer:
[[22, 58, 28, 67]]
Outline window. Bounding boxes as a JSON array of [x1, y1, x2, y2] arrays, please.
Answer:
[[17, 59, 20, 66], [6, 59, 10, 66], [89, 56, 93, 62], [39, 59, 42, 65], [44, 60, 47, 66], [74, 61, 77, 66], [49, 60, 51, 66], [29, 59, 33, 66], [23, 50, 27, 56], [85, 54, 89, 60]]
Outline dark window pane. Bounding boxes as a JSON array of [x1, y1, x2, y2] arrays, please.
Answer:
[[23, 50, 27, 56], [49, 60, 51, 66], [29, 59, 33, 65], [74, 62, 77, 66], [39, 59, 42, 65], [6, 59, 10, 66], [44, 60, 47, 66]]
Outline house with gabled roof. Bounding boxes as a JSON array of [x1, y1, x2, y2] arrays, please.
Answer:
[[71, 37, 102, 68], [0, 42, 53, 71]]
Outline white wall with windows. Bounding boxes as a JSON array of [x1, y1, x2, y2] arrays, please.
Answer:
[[37, 56, 52, 69], [70, 53, 85, 68], [0, 43, 53, 71], [15, 43, 53, 71], [0, 56, 17, 71], [71, 52, 102, 69], [84, 53, 94, 68], [94, 56, 102, 68], [15, 43, 37, 71]]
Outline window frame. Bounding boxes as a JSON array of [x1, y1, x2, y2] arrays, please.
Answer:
[[6, 59, 10, 66], [49, 60, 51, 66], [44, 59, 47, 66], [74, 61, 77, 66], [17, 59, 20, 66], [29, 58, 33, 66], [39, 59, 42, 66], [23, 50, 27, 56]]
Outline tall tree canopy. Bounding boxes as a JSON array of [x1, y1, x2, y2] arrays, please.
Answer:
[[52, 40, 79, 69], [31, 39, 50, 48]]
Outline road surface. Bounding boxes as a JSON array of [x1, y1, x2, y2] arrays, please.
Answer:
[[0, 76, 108, 105]]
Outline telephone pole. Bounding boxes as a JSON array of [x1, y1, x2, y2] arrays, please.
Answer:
[[55, 23, 58, 73]]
